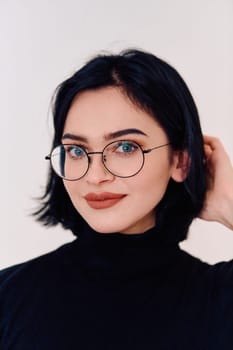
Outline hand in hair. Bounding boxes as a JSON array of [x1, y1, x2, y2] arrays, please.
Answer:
[[199, 135, 233, 230]]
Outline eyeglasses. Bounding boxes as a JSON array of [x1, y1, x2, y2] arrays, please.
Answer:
[[45, 140, 171, 181]]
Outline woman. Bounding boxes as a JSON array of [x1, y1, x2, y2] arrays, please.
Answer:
[[0, 49, 232, 349]]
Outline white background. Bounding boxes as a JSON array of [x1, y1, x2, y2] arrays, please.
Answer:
[[0, 0, 232, 269]]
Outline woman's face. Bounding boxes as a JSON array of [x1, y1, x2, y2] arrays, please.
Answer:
[[62, 87, 180, 234]]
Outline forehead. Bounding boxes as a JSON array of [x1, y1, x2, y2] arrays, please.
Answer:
[[63, 87, 163, 140]]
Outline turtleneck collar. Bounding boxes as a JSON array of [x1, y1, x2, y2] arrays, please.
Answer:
[[71, 223, 182, 280]]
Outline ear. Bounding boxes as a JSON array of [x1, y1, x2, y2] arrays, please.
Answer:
[[171, 150, 190, 183]]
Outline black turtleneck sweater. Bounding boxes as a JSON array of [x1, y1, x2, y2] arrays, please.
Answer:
[[0, 224, 232, 349]]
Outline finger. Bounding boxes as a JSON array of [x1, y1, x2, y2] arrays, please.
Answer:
[[203, 144, 213, 160], [203, 135, 224, 151], [203, 134, 231, 163]]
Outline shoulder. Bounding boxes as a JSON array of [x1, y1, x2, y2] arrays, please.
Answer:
[[179, 249, 233, 310], [179, 249, 233, 284], [0, 239, 78, 292]]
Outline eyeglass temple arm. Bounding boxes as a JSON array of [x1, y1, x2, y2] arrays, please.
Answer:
[[143, 143, 171, 154]]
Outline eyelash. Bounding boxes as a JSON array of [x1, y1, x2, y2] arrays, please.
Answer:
[[63, 143, 89, 152], [63, 139, 145, 151], [73, 143, 88, 150]]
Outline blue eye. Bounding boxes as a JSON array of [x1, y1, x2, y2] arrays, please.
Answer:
[[66, 146, 85, 159], [117, 142, 138, 153]]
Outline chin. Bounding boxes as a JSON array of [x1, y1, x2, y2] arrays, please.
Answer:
[[86, 220, 125, 234], [83, 216, 150, 235], [77, 207, 129, 234], [81, 213, 132, 234], [77, 205, 155, 235]]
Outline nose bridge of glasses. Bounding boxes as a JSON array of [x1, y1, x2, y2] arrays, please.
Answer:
[[87, 151, 106, 162], [87, 151, 107, 167], [87, 151, 104, 156], [84, 150, 113, 181]]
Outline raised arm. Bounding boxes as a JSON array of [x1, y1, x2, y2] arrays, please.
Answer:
[[199, 135, 233, 230]]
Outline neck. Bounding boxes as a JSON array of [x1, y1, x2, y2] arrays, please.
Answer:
[[71, 222, 181, 280]]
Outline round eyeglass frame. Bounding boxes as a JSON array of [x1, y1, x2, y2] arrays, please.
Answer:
[[45, 140, 171, 181]]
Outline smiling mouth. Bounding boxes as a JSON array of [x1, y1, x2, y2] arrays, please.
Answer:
[[84, 193, 127, 209]]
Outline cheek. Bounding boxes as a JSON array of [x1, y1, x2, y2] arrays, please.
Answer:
[[131, 160, 171, 191], [128, 161, 172, 204], [63, 180, 82, 204]]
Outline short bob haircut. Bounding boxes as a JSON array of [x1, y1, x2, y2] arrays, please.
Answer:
[[35, 49, 207, 242]]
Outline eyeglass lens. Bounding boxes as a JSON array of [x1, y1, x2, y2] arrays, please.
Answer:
[[50, 140, 144, 180]]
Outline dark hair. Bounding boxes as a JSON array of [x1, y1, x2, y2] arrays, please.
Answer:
[[34, 49, 207, 242]]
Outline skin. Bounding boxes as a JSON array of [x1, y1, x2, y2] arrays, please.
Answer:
[[62, 87, 186, 234], [199, 135, 233, 230]]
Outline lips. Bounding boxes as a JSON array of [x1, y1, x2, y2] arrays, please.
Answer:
[[84, 192, 126, 209]]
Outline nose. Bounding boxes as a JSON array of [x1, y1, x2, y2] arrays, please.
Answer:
[[85, 153, 114, 184]]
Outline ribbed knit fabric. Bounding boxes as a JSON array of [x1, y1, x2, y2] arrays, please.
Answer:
[[0, 224, 232, 349]]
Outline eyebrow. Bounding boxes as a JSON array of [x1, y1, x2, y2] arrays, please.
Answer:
[[62, 128, 148, 143]]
